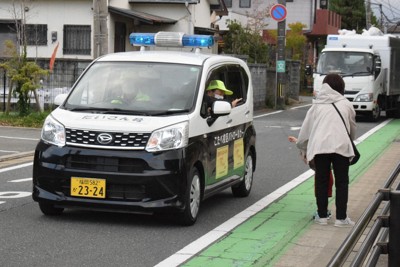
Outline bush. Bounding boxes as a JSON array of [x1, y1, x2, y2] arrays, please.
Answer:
[[0, 111, 50, 128]]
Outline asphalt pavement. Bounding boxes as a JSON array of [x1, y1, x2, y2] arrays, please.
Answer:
[[1, 100, 399, 267]]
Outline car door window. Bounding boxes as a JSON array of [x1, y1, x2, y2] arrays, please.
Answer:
[[201, 64, 248, 118]]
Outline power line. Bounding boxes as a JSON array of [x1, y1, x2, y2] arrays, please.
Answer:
[[371, 0, 400, 20]]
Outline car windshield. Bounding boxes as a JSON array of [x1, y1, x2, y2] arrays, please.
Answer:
[[316, 51, 374, 76], [64, 61, 201, 115]]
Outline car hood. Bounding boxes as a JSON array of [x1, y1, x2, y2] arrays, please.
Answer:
[[51, 108, 188, 132]]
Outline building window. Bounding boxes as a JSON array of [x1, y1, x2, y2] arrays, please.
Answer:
[[26, 24, 47, 46], [63, 25, 91, 55], [239, 0, 251, 8], [225, 0, 232, 8]]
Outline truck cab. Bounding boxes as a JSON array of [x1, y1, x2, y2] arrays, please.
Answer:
[[313, 33, 400, 121]]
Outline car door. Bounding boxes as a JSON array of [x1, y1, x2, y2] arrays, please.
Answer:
[[203, 64, 250, 189]]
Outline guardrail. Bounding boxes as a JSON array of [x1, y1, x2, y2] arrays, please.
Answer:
[[328, 161, 400, 267]]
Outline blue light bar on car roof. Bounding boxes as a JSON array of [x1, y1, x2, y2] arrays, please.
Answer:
[[129, 32, 214, 48], [129, 33, 156, 46]]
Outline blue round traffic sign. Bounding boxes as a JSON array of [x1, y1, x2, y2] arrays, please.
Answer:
[[270, 4, 287, 22]]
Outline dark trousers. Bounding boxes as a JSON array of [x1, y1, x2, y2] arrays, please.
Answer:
[[314, 153, 350, 220]]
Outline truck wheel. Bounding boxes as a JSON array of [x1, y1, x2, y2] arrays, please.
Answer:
[[39, 202, 64, 215], [232, 152, 254, 197], [178, 167, 201, 226], [369, 104, 381, 122]]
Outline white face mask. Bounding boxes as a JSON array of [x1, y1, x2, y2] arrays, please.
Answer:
[[214, 94, 224, 100]]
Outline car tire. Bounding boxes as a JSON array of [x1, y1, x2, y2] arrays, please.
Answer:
[[39, 202, 64, 215], [232, 152, 254, 197], [178, 167, 201, 226], [369, 104, 381, 122]]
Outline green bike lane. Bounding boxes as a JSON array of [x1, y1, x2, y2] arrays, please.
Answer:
[[180, 119, 400, 267]]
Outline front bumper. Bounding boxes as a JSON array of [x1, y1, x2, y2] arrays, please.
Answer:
[[32, 141, 188, 213], [349, 101, 374, 112]]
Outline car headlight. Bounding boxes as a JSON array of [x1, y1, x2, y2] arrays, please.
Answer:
[[41, 115, 66, 147], [354, 93, 373, 102], [146, 121, 189, 152]]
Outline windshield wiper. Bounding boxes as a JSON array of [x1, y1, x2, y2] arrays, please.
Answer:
[[342, 71, 371, 77], [150, 109, 190, 116]]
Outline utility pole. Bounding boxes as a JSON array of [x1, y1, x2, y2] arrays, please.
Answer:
[[365, 0, 371, 29], [271, 0, 287, 110], [93, 0, 108, 58]]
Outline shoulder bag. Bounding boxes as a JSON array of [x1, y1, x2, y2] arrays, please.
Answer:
[[332, 103, 360, 165]]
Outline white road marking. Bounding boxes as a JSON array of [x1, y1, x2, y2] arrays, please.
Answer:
[[0, 191, 32, 198], [0, 150, 20, 153], [9, 178, 32, 183], [0, 135, 39, 141], [0, 162, 33, 173], [254, 110, 283, 118], [291, 104, 312, 109], [265, 125, 283, 128]]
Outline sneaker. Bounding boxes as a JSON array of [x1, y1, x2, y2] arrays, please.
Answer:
[[314, 216, 328, 225], [334, 217, 355, 227], [313, 210, 332, 220]]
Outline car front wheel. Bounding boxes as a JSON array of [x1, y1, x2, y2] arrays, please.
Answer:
[[232, 152, 254, 197], [178, 167, 201, 226]]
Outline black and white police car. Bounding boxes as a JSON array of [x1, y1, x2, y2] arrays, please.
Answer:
[[32, 32, 257, 225]]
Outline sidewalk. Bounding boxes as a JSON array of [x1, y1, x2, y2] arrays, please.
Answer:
[[180, 119, 400, 267], [273, 138, 399, 266]]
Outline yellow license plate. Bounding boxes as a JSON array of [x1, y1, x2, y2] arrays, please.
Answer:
[[71, 177, 106, 199]]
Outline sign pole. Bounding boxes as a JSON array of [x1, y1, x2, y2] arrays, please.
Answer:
[[270, 1, 287, 109]]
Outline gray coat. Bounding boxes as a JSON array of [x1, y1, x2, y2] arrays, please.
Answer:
[[296, 83, 357, 163]]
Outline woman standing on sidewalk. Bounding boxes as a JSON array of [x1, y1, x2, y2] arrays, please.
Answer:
[[296, 73, 357, 227]]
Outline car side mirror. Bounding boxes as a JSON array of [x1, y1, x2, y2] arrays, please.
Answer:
[[207, 100, 231, 126], [54, 93, 68, 106]]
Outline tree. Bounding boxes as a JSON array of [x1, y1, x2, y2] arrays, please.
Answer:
[[286, 22, 307, 61], [221, 0, 272, 63], [222, 20, 269, 64], [1, 0, 48, 115], [1, 41, 48, 116], [330, 0, 366, 32], [264, 22, 307, 61]]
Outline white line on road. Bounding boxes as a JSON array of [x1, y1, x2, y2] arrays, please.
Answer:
[[0, 150, 20, 153], [0, 162, 33, 173], [254, 110, 282, 118], [9, 178, 32, 183], [253, 103, 312, 119], [0, 135, 39, 141]]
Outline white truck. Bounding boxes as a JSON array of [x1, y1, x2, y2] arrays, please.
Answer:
[[313, 31, 400, 121]]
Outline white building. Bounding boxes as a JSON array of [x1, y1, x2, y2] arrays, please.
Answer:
[[0, 0, 228, 60], [0, 0, 227, 90], [216, 0, 318, 32]]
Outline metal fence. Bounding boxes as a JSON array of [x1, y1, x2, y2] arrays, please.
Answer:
[[328, 161, 400, 266], [1, 59, 89, 111], [1, 58, 301, 112]]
